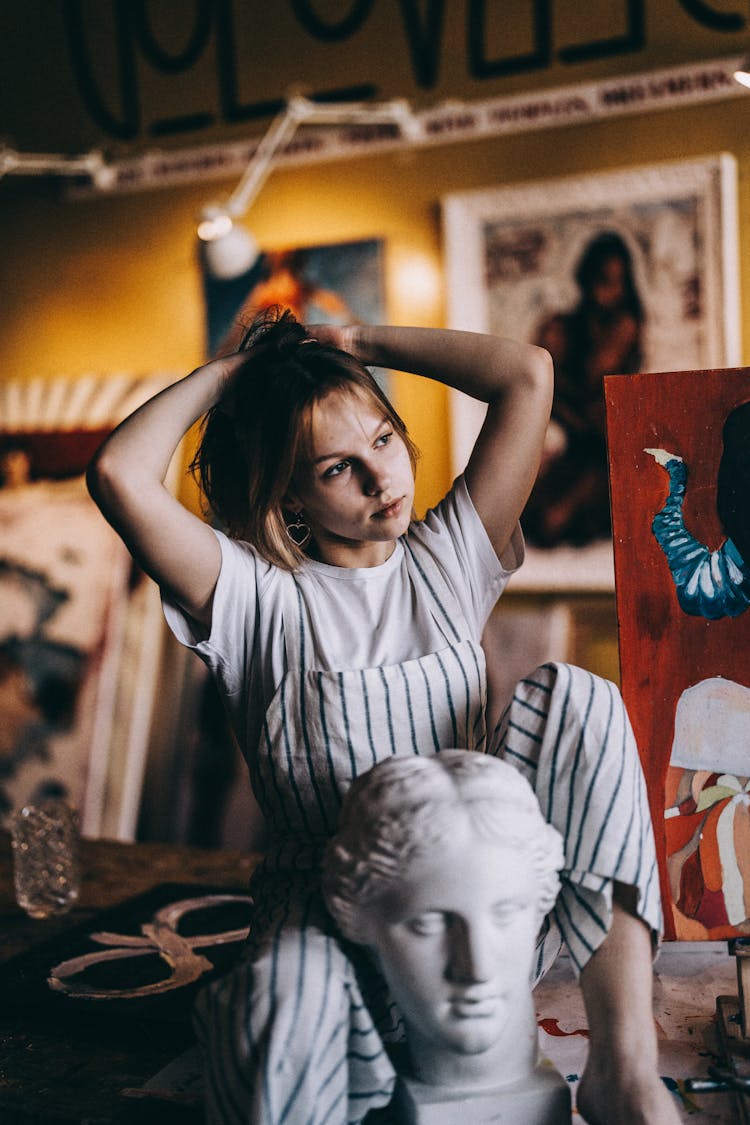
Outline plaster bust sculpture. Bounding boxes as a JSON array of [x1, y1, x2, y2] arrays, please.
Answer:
[[322, 750, 571, 1124]]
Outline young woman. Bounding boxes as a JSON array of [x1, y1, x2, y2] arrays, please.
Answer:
[[87, 310, 679, 1125]]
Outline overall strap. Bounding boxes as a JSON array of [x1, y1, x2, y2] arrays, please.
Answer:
[[279, 569, 308, 672], [401, 538, 474, 648]]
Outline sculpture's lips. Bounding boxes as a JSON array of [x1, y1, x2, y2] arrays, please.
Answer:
[[448, 993, 500, 1018]]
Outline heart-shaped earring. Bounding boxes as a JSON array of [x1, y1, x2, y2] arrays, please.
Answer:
[[286, 511, 311, 549]]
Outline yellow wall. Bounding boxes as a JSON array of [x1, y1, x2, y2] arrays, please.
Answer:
[[2, 4, 750, 519], [4, 97, 750, 513]]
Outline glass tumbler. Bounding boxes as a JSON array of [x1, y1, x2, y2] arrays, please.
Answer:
[[11, 799, 81, 918]]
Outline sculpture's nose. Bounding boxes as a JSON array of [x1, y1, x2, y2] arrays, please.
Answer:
[[446, 918, 495, 984]]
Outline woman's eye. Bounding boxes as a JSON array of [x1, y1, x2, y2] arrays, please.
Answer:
[[375, 431, 392, 448], [324, 460, 350, 479]]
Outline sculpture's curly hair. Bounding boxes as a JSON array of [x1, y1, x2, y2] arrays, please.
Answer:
[[322, 751, 564, 944]]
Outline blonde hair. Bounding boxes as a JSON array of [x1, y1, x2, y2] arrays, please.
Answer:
[[191, 308, 419, 570]]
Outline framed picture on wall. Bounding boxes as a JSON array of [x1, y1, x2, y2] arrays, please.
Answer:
[[443, 154, 741, 589], [0, 373, 176, 839], [202, 237, 387, 359]]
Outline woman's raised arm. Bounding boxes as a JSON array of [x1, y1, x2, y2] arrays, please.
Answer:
[[309, 324, 553, 560], [87, 351, 249, 626]]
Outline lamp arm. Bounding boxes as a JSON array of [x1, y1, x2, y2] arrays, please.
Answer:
[[225, 105, 303, 218], [0, 147, 109, 181], [224, 95, 420, 219]]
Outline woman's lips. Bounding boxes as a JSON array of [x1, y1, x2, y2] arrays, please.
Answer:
[[373, 498, 404, 520]]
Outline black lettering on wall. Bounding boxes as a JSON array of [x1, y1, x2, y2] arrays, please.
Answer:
[[468, 0, 551, 79], [215, 0, 377, 125], [132, 0, 213, 71], [676, 0, 746, 31], [558, 0, 645, 64], [215, 0, 286, 124], [289, 0, 376, 40], [397, 0, 447, 87], [60, 0, 750, 143], [63, 0, 139, 139], [134, 1, 217, 134]]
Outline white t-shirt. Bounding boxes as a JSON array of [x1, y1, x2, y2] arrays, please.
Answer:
[[163, 475, 523, 756]]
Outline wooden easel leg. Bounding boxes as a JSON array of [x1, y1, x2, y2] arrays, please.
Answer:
[[734, 938, 750, 1039], [688, 942, 750, 1117], [703, 941, 750, 1123]]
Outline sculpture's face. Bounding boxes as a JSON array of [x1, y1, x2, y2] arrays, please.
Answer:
[[365, 823, 541, 1064]]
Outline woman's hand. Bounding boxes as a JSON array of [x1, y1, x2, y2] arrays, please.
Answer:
[[305, 323, 360, 357]]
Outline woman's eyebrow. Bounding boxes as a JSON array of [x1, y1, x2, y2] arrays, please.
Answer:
[[312, 417, 389, 465]]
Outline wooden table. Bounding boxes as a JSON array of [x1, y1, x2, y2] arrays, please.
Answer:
[[0, 831, 260, 1124]]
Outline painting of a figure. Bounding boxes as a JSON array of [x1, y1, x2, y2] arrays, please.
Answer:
[[0, 431, 128, 829], [523, 232, 644, 547], [606, 367, 750, 940], [445, 156, 740, 587], [203, 238, 386, 357]]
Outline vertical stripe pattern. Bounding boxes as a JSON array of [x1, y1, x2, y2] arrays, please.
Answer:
[[255, 639, 488, 858], [195, 540, 662, 1123], [489, 661, 662, 977]]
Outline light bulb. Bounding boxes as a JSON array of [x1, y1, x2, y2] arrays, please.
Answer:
[[734, 65, 750, 90], [198, 206, 260, 280]]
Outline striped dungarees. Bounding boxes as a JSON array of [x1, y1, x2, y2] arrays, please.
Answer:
[[194, 543, 662, 1125]]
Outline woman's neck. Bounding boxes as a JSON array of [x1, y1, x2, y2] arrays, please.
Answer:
[[306, 536, 398, 569]]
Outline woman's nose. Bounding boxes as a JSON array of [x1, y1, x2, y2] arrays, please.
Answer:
[[363, 465, 391, 496]]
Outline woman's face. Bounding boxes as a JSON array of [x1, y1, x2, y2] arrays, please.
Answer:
[[289, 387, 415, 568], [591, 255, 627, 311]]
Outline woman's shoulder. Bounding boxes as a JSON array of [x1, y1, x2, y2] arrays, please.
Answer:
[[409, 475, 474, 537], [407, 476, 502, 573], [410, 475, 521, 577], [214, 527, 285, 596]]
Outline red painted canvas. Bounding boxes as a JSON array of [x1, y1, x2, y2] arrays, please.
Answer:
[[606, 368, 750, 941]]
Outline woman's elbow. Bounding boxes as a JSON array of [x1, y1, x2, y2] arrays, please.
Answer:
[[86, 443, 135, 517], [531, 343, 554, 384], [524, 344, 554, 410], [87, 443, 112, 504]]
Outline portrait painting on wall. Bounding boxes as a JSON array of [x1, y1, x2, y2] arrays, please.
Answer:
[[0, 374, 175, 840], [606, 366, 750, 941], [443, 154, 740, 588]]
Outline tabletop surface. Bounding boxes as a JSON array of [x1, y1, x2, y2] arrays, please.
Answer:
[[0, 831, 261, 1124], [1, 833, 747, 1124]]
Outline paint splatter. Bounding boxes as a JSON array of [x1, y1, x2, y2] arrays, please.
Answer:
[[538, 1017, 590, 1038]]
